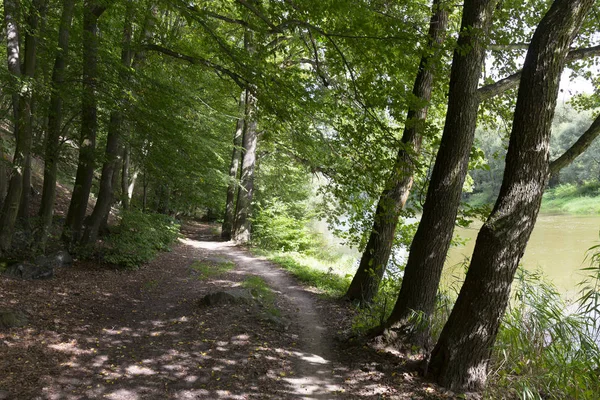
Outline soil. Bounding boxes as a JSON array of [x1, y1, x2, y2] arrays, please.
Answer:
[[0, 222, 458, 399]]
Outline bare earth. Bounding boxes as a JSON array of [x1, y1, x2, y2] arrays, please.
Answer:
[[0, 222, 454, 399]]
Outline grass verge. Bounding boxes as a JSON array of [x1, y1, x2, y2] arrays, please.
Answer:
[[191, 260, 235, 280]]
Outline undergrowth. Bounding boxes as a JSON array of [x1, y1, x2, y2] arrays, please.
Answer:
[[541, 182, 600, 214], [102, 210, 181, 268], [191, 259, 235, 280]]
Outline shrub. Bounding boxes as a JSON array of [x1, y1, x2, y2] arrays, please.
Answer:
[[103, 210, 180, 268]]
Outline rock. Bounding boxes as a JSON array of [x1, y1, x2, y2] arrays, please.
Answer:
[[3, 262, 53, 280], [199, 288, 254, 307], [52, 250, 73, 268], [0, 309, 28, 329]]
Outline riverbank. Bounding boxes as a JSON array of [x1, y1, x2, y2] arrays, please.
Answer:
[[541, 182, 600, 214]]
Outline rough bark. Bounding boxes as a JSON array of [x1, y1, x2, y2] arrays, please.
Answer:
[[64, 2, 106, 245], [428, 0, 593, 390], [39, 0, 76, 248], [383, 0, 499, 336], [82, 1, 134, 245], [221, 91, 246, 241], [0, 0, 27, 252], [345, 0, 449, 304]]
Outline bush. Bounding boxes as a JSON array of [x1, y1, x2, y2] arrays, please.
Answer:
[[103, 210, 181, 268], [251, 199, 317, 252]]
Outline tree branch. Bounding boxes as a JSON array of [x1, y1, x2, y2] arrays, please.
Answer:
[[144, 44, 247, 88], [550, 113, 600, 176], [478, 45, 600, 101]]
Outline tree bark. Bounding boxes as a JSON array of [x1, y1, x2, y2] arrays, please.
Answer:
[[232, 87, 258, 243], [82, 0, 134, 245], [345, 0, 449, 304], [221, 91, 245, 241], [38, 0, 76, 248], [382, 0, 499, 338], [121, 144, 130, 209], [428, 0, 593, 391], [0, 0, 27, 252], [18, 0, 47, 227], [64, 2, 106, 245]]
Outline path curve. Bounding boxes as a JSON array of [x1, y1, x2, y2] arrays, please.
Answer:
[[184, 238, 344, 399]]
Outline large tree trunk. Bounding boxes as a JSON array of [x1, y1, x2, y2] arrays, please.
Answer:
[[38, 0, 76, 248], [18, 0, 47, 228], [428, 0, 593, 391], [82, 1, 134, 245], [379, 0, 499, 340], [0, 0, 27, 252], [221, 91, 245, 241], [64, 2, 106, 245], [232, 88, 258, 243], [345, 0, 449, 304]]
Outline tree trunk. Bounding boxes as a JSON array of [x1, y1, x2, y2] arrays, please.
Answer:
[[0, 0, 27, 252], [232, 88, 258, 243], [428, 0, 593, 391], [121, 145, 130, 209], [0, 148, 7, 209], [383, 0, 499, 339], [64, 2, 106, 245], [221, 91, 245, 241], [18, 0, 48, 228], [38, 0, 76, 249], [82, 1, 134, 245], [345, 0, 449, 304]]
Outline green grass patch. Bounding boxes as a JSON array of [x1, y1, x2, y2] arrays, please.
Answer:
[[191, 260, 235, 280], [252, 249, 355, 298], [242, 276, 279, 316], [541, 182, 600, 215]]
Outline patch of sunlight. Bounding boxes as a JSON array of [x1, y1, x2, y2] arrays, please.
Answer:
[[125, 365, 156, 375], [49, 341, 94, 355], [292, 351, 330, 365], [106, 389, 140, 400]]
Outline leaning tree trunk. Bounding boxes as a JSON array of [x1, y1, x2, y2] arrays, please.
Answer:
[[380, 0, 499, 341], [428, 0, 593, 391], [0, 0, 27, 252], [38, 0, 76, 249], [82, 1, 134, 245], [232, 88, 258, 243], [221, 91, 245, 241], [345, 0, 449, 304], [18, 0, 48, 228], [64, 2, 106, 245]]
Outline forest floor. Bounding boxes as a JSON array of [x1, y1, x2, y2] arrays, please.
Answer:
[[0, 222, 457, 399]]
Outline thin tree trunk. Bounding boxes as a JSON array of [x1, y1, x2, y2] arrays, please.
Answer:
[[18, 0, 48, 228], [64, 2, 106, 245], [0, 0, 27, 252], [221, 91, 245, 241], [232, 88, 258, 243], [428, 0, 593, 390], [121, 145, 130, 209], [345, 0, 449, 304], [382, 0, 499, 341], [38, 0, 75, 249], [0, 148, 7, 209], [82, 1, 134, 245]]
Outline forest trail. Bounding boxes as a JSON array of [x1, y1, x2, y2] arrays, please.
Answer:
[[0, 223, 436, 399]]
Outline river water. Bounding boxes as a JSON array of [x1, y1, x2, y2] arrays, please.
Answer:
[[445, 214, 600, 294]]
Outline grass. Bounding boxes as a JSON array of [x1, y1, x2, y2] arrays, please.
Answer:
[[541, 182, 600, 215], [191, 260, 235, 280], [251, 249, 355, 298], [242, 276, 279, 316]]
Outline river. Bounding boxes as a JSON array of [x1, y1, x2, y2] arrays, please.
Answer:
[[445, 214, 600, 294]]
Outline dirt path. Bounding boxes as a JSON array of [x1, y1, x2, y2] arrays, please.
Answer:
[[0, 223, 444, 399]]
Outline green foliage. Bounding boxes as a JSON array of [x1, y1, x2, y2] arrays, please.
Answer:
[[541, 181, 600, 214], [191, 259, 235, 280], [488, 268, 600, 399], [103, 210, 181, 269]]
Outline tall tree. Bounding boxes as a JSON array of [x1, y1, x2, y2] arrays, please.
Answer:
[[82, 0, 135, 245], [428, 0, 594, 390], [0, 0, 27, 252], [345, 0, 450, 304], [377, 0, 499, 340], [64, 1, 107, 245], [221, 91, 245, 241], [38, 0, 76, 249]]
